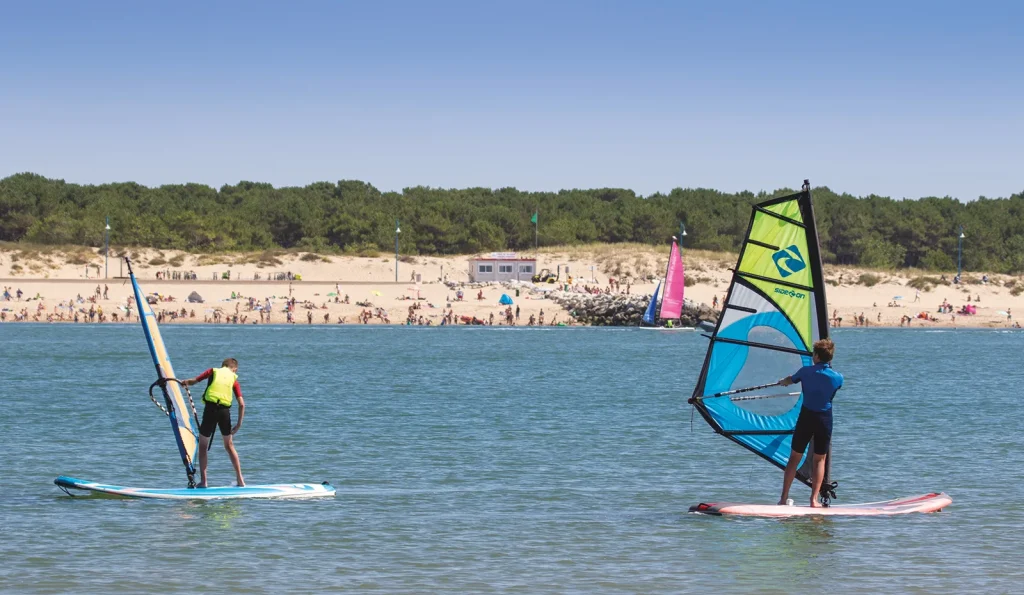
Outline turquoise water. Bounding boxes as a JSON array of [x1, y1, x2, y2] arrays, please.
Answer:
[[1, 324, 1022, 593]]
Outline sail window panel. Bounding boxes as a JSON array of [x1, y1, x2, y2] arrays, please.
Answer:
[[725, 345, 805, 417], [702, 342, 804, 469], [704, 341, 808, 421]]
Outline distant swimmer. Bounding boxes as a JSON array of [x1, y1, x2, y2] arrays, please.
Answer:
[[182, 358, 246, 488], [777, 339, 843, 508]]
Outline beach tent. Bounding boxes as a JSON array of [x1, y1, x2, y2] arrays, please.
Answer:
[[499, 294, 514, 305], [187, 291, 205, 303]]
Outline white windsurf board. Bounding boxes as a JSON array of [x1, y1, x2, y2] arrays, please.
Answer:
[[689, 492, 951, 517], [55, 476, 335, 500]]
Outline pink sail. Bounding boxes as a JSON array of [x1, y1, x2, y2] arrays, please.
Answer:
[[659, 240, 685, 319]]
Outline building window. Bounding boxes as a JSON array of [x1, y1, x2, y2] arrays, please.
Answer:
[[478, 264, 493, 273], [519, 265, 533, 273], [499, 265, 513, 273]]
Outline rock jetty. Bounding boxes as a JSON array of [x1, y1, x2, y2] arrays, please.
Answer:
[[547, 291, 718, 327]]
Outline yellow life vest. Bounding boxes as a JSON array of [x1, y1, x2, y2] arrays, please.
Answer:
[[202, 367, 237, 407]]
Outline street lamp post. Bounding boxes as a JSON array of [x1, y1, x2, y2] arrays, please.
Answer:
[[679, 222, 687, 251], [957, 225, 965, 281], [104, 217, 111, 279], [395, 219, 401, 282]]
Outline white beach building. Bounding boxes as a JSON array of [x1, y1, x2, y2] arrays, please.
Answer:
[[468, 252, 537, 282]]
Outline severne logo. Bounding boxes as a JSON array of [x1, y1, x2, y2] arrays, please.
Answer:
[[772, 245, 806, 278]]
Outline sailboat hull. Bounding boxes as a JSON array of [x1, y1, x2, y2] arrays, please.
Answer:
[[55, 476, 336, 500], [690, 492, 951, 516]]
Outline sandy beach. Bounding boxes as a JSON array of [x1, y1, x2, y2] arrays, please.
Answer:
[[0, 245, 1019, 328]]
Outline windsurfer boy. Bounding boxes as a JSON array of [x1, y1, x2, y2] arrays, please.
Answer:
[[777, 339, 843, 507], [182, 358, 245, 488]]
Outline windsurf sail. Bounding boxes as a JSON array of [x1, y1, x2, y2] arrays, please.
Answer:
[[688, 181, 835, 502], [126, 258, 200, 486], [642, 280, 662, 325], [659, 239, 685, 320]]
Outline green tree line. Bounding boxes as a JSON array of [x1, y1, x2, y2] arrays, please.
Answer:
[[2, 172, 1023, 272]]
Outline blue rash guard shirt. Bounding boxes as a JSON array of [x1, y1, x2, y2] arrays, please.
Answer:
[[790, 363, 843, 412]]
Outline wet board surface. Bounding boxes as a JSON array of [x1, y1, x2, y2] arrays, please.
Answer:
[[689, 492, 952, 517], [54, 476, 336, 500]]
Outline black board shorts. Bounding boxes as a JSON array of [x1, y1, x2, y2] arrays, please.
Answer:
[[199, 402, 232, 438], [791, 407, 832, 456]]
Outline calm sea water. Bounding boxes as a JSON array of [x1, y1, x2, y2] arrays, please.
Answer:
[[1, 324, 1021, 593]]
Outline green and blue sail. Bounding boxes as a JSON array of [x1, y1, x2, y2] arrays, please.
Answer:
[[689, 183, 833, 496]]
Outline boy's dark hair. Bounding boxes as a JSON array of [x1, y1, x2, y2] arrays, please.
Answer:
[[222, 357, 238, 369], [813, 339, 835, 363]]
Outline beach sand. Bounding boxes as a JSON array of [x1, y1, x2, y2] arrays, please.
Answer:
[[0, 246, 1019, 328]]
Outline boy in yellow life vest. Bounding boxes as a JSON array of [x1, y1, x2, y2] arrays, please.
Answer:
[[182, 358, 245, 488]]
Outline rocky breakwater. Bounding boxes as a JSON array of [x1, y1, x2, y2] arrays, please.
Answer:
[[548, 291, 719, 327]]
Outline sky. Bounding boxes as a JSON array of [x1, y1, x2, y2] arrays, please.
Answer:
[[1, 0, 1021, 200]]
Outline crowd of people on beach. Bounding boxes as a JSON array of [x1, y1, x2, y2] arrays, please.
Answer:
[[1, 284, 120, 322], [1, 273, 1021, 328]]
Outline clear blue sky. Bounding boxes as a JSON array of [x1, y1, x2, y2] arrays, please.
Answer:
[[1, 1, 1020, 200]]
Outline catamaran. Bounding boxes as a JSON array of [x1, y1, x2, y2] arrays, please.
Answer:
[[686, 181, 949, 516], [55, 257, 334, 500], [640, 235, 688, 329]]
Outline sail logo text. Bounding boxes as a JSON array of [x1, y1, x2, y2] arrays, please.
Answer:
[[772, 245, 806, 278], [774, 287, 806, 299]]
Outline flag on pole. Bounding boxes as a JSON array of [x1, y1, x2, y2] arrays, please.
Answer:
[[532, 211, 539, 251]]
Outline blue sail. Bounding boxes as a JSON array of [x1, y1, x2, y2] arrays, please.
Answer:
[[642, 280, 661, 325]]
